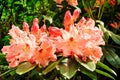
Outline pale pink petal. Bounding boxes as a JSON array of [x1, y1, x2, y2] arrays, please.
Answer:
[[9, 60, 19, 68], [33, 41, 57, 67], [64, 10, 73, 31], [76, 17, 87, 28], [48, 26, 62, 37], [40, 24, 46, 32], [23, 22, 29, 33], [31, 18, 39, 35], [72, 9, 80, 22], [85, 18, 95, 28]]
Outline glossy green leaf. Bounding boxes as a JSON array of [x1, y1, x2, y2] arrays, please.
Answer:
[[80, 66, 97, 80], [96, 20, 106, 32], [97, 61, 117, 76], [59, 58, 77, 79], [16, 62, 36, 75], [103, 47, 120, 68], [42, 57, 64, 75], [42, 61, 59, 75], [108, 31, 120, 45], [95, 69, 115, 80], [103, 32, 109, 43], [96, 20, 110, 42], [75, 56, 96, 71]]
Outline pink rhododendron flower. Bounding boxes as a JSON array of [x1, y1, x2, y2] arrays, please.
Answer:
[[55, 16, 105, 63], [2, 25, 37, 67], [32, 41, 57, 67], [76, 18, 105, 46], [83, 46, 103, 63], [1, 18, 56, 67], [30, 18, 47, 44], [54, 26, 85, 57]]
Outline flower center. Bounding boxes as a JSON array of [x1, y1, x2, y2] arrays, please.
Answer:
[[69, 37, 74, 42]]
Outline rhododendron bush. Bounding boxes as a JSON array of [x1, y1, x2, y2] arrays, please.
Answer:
[[0, 0, 120, 80], [2, 9, 105, 67]]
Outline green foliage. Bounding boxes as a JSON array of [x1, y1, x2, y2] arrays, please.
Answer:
[[75, 56, 96, 71], [59, 58, 77, 79], [97, 62, 117, 76], [117, 0, 120, 5], [80, 66, 97, 80], [95, 69, 115, 80], [103, 47, 120, 69], [42, 57, 64, 75], [16, 62, 36, 75]]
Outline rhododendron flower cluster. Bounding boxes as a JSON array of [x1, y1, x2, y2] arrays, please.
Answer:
[[1, 9, 105, 68]]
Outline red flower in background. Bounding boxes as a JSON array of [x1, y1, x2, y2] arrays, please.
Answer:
[[66, 0, 78, 7], [108, 0, 116, 7], [54, 0, 78, 7], [110, 22, 118, 29]]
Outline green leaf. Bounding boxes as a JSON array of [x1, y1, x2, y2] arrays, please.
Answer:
[[80, 66, 97, 80], [16, 62, 36, 75], [42, 61, 59, 75], [117, 0, 120, 5], [10, 70, 16, 76], [103, 47, 120, 68], [14, 1, 23, 5], [75, 56, 96, 71], [103, 31, 109, 43], [1, 9, 10, 20], [104, 0, 110, 8], [97, 62, 117, 76], [59, 58, 77, 79], [90, 0, 96, 8], [0, 68, 15, 77], [96, 20, 106, 32], [95, 69, 115, 80], [97, 20, 120, 44], [42, 57, 64, 75], [108, 31, 120, 45], [0, 53, 5, 59], [110, 33, 119, 43]]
